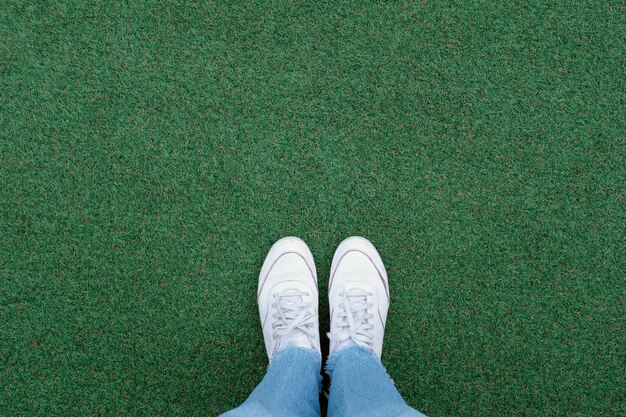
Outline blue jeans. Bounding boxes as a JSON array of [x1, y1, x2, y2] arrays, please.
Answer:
[[220, 346, 427, 417]]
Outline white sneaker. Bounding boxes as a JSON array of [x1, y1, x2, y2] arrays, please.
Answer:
[[258, 237, 321, 361], [327, 236, 390, 359]]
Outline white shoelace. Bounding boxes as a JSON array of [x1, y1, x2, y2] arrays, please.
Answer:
[[272, 289, 317, 342], [327, 287, 374, 348]]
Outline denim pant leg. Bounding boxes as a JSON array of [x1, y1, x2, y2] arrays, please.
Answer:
[[326, 346, 427, 417], [219, 347, 322, 417]]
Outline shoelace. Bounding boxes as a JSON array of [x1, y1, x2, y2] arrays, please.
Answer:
[[327, 287, 374, 348], [272, 289, 317, 342]]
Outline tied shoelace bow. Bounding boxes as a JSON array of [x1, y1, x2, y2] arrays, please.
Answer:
[[327, 287, 375, 348], [272, 289, 317, 342]]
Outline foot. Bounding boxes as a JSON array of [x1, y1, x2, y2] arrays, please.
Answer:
[[258, 237, 321, 360], [327, 236, 389, 358]]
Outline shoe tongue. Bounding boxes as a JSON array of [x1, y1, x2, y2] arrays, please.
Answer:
[[335, 338, 357, 352], [279, 330, 314, 350], [275, 290, 316, 352], [281, 293, 303, 305]]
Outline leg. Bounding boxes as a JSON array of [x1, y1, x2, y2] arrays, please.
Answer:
[[326, 237, 428, 417], [326, 346, 426, 417], [220, 347, 321, 417], [221, 237, 323, 416]]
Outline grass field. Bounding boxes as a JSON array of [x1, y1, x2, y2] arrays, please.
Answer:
[[1, 1, 625, 416]]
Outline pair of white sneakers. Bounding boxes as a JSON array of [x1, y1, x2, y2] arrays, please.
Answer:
[[257, 236, 390, 361]]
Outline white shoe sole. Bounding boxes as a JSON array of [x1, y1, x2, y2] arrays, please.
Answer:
[[328, 236, 390, 358], [257, 236, 320, 359]]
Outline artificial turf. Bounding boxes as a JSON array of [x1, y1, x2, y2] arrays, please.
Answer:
[[1, 1, 625, 416]]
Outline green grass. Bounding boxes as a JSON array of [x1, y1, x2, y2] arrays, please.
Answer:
[[1, 1, 625, 416]]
